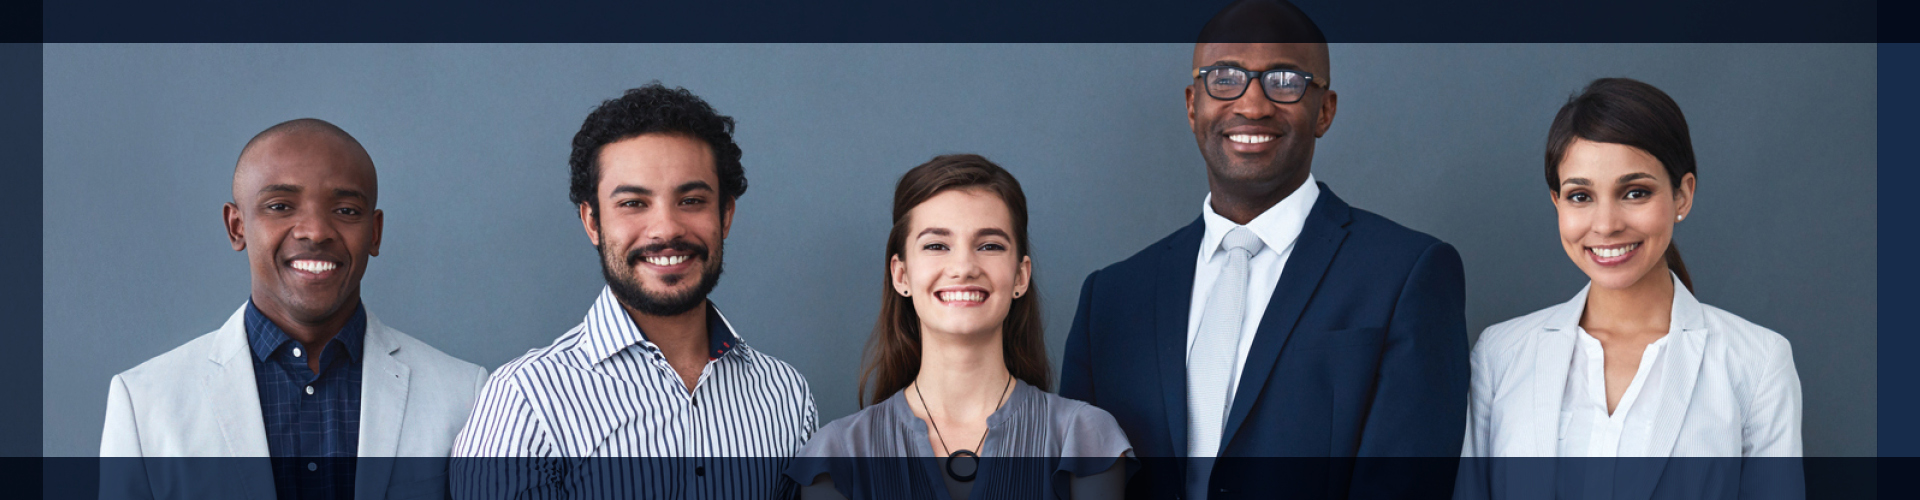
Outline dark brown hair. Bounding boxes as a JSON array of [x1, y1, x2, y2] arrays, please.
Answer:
[[1545, 77, 1695, 292], [857, 154, 1051, 407]]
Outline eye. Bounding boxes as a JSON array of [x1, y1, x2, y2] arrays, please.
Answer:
[[335, 207, 361, 216], [679, 197, 705, 206], [266, 202, 291, 211], [1566, 192, 1591, 203], [922, 242, 949, 251], [618, 199, 643, 208], [1624, 188, 1653, 200], [978, 242, 1006, 252]]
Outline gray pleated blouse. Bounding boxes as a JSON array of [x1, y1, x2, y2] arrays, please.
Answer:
[[784, 379, 1135, 499]]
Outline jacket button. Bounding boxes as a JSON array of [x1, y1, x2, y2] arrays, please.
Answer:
[[695, 466, 705, 476]]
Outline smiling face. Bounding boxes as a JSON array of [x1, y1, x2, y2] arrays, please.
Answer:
[[1187, 42, 1336, 194], [890, 188, 1031, 339], [1553, 139, 1695, 291], [581, 133, 733, 317], [224, 130, 382, 326]]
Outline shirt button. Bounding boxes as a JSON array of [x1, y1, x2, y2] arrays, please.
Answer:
[[292, 347, 302, 358], [307, 462, 317, 472], [305, 386, 315, 395], [695, 465, 704, 476]]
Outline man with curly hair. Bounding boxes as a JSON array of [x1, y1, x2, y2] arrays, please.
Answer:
[[452, 83, 818, 499]]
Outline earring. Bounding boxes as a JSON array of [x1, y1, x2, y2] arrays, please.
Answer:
[[1014, 291, 1021, 298], [1677, 214, 1685, 222], [899, 290, 910, 297]]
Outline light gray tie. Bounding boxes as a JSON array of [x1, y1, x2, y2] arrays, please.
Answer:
[[1187, 226, 1264, 500]]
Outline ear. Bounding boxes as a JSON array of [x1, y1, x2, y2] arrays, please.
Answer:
[[1014, 255, 1032, 298], [579, 203, 601, 246], [369, 209, 384, 257], [890, 253, 911, 297], [1313, 89, 1338, 138], [1674, 172, 1696, 220], [1185, 84, 1198, 133], [223, 202, 246, 251], [720, 198, 736, 240]]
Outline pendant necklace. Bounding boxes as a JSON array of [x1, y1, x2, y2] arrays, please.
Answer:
[[915, 373, 1013, 483]]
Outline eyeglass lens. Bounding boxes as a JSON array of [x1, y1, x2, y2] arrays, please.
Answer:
[[1204, 68, 1310, 103]]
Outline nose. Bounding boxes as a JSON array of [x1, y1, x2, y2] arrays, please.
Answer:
[[289, 206, 336, 245], [1592, 200, 1627, 236], [643, 207, 690, 243], [1229, 80, 1278, 120], [944, 247, 985, 281]]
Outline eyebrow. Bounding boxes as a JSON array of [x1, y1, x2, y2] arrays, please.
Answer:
[[1559, 178, 1590, 187], [609, 185, 652, 197], [916, 227, 950, 239], [675, 180, 714, 195], [333, 188, 369, 201], [258, 184, 301, 194], [1617, 172, 1656, 183], [1208, 60, 1305, 72], [975, 228, 1011, 240]]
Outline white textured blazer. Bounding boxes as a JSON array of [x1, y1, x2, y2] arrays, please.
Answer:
[[100, 303, 489, 500], [1462, 274, 1802, 458]]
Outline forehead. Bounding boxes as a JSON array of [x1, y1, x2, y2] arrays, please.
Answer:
[[234, 132, 376, 200], [1559, 139, 1669, 183], [908, 189, 1013, 235], [596, 133, 716, 193], [1193, 43, 1324, 74]]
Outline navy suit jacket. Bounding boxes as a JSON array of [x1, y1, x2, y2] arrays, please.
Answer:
[[1061, 184, 1469, 499]]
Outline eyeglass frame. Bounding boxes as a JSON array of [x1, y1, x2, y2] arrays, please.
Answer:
[[1191, 65, 1329, 104]]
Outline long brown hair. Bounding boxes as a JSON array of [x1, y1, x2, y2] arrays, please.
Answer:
[[857, 154, 1051, 407], [1545, 77, 1696, 292]]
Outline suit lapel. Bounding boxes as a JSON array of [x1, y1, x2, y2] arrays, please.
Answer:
[[204, 304, 279, 498], [355, 315, 412, 500], [1531, 288, 1585, 456], [1154, 218, 1205, 458], [1217, 189, 1350, 451]]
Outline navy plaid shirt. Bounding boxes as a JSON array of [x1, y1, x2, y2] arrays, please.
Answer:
[[245, 300, 365, 500]]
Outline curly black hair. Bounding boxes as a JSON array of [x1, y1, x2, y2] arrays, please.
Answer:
[[569, 82, 747, 214]]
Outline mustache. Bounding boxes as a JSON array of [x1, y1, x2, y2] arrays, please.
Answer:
[[625, 240, 710, 266]]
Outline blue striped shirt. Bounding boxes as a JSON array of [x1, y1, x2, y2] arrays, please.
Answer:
[[245, 300, 365, 500], [452, 286, 818, 499]]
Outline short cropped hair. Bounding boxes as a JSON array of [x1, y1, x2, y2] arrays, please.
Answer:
[[568, 82, 747, 213]]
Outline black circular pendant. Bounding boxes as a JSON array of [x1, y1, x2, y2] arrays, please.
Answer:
[[945, 449, 979, 482]]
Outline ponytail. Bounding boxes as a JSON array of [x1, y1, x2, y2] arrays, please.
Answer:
[[1664, 241, 1692, 292]]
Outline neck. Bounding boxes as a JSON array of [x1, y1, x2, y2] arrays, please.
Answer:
[[915, 325, 1013, 418], [1581, 265, 1676, 336], [1208, 169, 1309, 225], [252, 293, 356, 352], [626, 301, 711, 361]]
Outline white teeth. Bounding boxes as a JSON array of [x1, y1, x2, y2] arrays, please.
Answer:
[[645, 255, 690, 266], [292, 260, 336, 273], [1591, 243, 1638, 259], [1228, 134, 1275, 144], [938, 291, 985, 302]]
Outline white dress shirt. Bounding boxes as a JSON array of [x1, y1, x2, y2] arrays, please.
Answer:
[[1558, 327, 1673, 457], [1186, 175, 1319, 436]]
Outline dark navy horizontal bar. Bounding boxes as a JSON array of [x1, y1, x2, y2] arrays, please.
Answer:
[[30, 0, 1884, 42]]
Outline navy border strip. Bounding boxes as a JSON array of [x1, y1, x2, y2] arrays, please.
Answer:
[[19, 0, 1887, 43]]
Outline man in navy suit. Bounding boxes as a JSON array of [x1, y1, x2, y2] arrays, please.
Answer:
[[1058, 1, 1469, 498]]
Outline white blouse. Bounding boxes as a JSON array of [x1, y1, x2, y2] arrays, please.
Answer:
[[1558, 327, 1673, 457]]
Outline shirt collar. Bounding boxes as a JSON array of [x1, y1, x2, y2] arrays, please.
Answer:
[[243, 299, 367, 363], [1199, 174, 1320, 263], [580, 285, 749, 365]]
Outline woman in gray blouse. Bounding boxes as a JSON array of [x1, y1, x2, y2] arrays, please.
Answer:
[[785, 155, 1134, 500]]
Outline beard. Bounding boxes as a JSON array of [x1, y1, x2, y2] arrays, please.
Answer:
[[597, 236, 725, 317]]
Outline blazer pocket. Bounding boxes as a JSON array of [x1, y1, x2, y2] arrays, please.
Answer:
[[1286, 327, 1386, 351]]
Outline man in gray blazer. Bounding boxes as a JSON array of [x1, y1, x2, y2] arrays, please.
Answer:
[[99, 118, 489, 500]]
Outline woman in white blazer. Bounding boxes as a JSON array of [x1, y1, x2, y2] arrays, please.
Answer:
[[1458, 78, 1803, 499]]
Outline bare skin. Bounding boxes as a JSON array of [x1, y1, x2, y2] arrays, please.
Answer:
[[1186, 42, 1337, 225]]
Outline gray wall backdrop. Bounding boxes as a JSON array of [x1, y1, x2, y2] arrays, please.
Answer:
[[43, 44, 1876, 457]]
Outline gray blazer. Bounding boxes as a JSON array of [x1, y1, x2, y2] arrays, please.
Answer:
[[100, 303, 489, 500]]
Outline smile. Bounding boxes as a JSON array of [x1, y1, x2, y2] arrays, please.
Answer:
[[935, 288, 988, 305], [644, 255, 691, 266], [1585, 242, 1640, 266], [289, 259, 339, 276], [1227, 134, 1275, 144]]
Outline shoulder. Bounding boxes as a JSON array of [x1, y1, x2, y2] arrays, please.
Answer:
[[732, 345, 814, 394], [1088, 218, 1204, 283], [478, 324, 594, 389], [797, 400, 897, 458], [1339, 205, 1450, 261], [115, 327, 225, 389], [1474, 303, 1563, 359], [1047, 392, 1122, 434], [378, 324, 487, 381], [1695, 302, 1794, 361]]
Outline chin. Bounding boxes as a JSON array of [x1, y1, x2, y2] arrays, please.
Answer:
[[1583, 266, 1659, 291]]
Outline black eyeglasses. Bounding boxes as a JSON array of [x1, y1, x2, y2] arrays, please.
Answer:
[[1192, 66, 1326, 104]]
